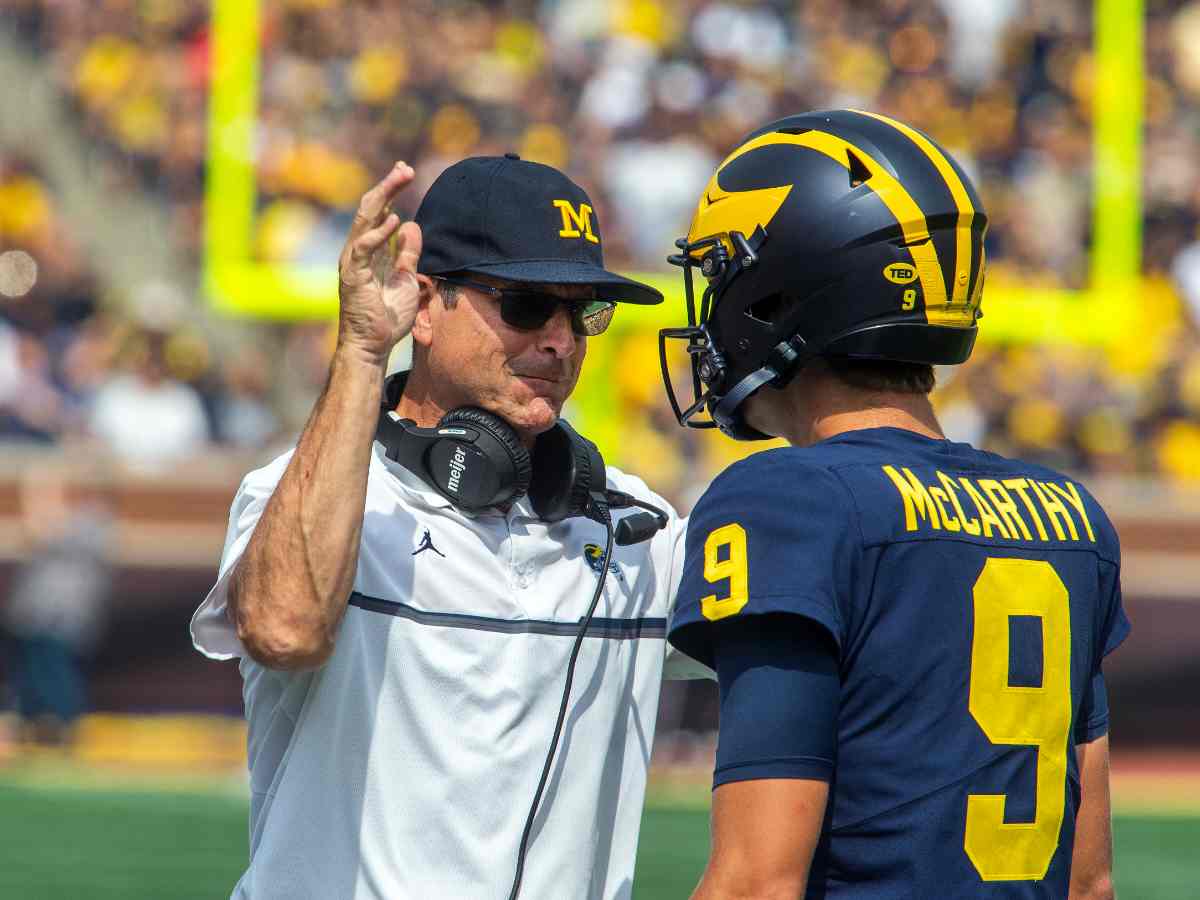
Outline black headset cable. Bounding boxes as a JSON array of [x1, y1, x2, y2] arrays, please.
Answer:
[[507, 507, 614, 900]]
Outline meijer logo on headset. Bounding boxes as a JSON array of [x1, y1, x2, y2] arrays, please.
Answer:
[[447, 445, 467, 493]]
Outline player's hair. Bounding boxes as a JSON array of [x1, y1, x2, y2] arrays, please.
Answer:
[[821, 356, 936, 395]]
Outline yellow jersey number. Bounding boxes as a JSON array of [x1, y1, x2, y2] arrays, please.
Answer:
[[698, 536, 1074, 881], [700, 523, 749, 621], [965, 557, 1072, 881]]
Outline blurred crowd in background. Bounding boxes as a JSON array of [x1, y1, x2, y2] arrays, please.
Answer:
[[2, 0, 1200, 496]]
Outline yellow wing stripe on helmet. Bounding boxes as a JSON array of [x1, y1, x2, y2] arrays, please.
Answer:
[[689, 128, 806, 253], [687, 177, 793, 260], [852, 109, 977, 326], [692, 128, 948, 309]]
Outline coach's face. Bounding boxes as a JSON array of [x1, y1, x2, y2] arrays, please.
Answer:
[[412, 275, 589, 443]]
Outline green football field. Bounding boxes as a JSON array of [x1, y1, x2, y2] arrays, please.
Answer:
[[0, 773, 1196, 899]]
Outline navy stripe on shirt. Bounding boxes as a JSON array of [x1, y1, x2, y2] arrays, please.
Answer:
[[349, 591, 667, 640]]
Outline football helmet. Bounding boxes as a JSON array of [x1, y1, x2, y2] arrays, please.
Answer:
[[660, 109, 988, 440]]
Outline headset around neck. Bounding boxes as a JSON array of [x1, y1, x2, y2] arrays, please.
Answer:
[[376, 371, 617, 525]]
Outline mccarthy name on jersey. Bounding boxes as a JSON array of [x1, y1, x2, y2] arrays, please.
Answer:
[[882, 465, 1096, 545], [669, 427, 1130, 899]]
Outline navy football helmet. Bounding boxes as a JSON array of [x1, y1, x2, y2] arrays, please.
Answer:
[[660, 109, 989, 440]]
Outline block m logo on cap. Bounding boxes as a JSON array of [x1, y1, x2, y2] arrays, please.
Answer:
[[553, 200, 599, 244]]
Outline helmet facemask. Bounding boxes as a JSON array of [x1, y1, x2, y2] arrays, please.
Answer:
[[662, 222, 820, 441], [660, 227, 800, 441]]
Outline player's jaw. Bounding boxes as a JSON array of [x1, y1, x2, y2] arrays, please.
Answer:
[[742, 389, 789, 442]]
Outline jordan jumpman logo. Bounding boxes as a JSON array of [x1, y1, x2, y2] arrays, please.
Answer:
[[412, 529, 445, 557]]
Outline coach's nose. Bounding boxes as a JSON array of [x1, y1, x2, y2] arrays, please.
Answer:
[[536, 303, 579, 359]]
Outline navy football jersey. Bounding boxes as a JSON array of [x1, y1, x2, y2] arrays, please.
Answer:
[[669, 427, 1130, 899]]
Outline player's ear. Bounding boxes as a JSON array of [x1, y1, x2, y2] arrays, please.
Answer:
[[411, 274, 437, 348]]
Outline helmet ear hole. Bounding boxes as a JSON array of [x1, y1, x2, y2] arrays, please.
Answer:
[[746, 292, 787, 325]]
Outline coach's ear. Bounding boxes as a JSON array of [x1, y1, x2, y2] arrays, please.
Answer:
[[411, 274, 437, 349]]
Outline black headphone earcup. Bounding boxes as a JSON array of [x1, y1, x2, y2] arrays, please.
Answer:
[[439, 407, 532, 506], [529, 421, 602, 523]]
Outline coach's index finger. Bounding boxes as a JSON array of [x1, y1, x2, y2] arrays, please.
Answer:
[[394, 221, 422, 275], [349, 161, 415, 241]]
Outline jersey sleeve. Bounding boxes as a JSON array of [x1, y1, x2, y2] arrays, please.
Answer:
[[1090, 497, 1130, 660], [712, 613, 839, 787], [1074, 667, 1110, 744], [1075, 511, 1126, 743], [190, 450, 293, 660], [1099, 564, 1130, 660], [668, 453, 858, 670]]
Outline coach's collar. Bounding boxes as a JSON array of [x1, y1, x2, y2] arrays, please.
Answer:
[[373, 442, 449, 507]]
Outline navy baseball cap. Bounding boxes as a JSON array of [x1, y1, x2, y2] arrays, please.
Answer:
[[414, 154, 662, 305]]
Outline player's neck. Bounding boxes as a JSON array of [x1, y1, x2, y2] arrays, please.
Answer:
[[808, 399, 944, 446], [755, 376, 944, 447]]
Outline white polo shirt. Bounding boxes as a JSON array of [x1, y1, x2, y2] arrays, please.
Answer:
[[191, 442, 705, 900]]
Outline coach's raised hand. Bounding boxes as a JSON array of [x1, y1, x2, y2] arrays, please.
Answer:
[[337, 161, 423, 368], [227, 164, 424, 671]]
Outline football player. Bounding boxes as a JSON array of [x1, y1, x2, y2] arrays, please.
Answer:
[[661, 109, 1128, 899]]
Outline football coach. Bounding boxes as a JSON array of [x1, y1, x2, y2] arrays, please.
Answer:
[[191, 156, 706, 899]]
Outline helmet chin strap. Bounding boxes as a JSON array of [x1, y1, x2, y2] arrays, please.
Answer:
[[710, 332, 812, 440], [711, 365, 779, 440]]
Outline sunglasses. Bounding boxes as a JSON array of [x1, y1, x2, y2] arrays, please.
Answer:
[[435, 276, 617, 337]]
